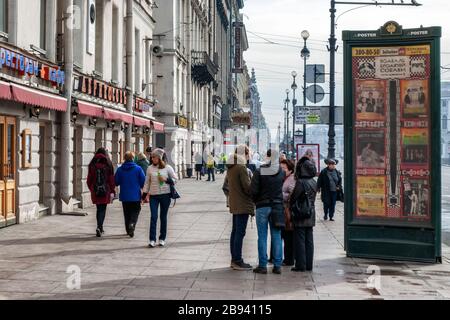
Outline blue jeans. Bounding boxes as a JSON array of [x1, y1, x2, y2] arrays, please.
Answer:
[[324, 191, 338, 219], [256, 207, 282, 268], [230, 214, 250, 263], [149, 194, 172, 242]]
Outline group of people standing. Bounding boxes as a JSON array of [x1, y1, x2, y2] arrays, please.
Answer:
[[223, 145, 342, 274], [86, 147, 177, 248]]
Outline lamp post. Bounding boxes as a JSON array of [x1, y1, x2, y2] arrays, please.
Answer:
[[291, 71, 298, 159], [284, 89, 290, 153], [301, 30, 310, 145]]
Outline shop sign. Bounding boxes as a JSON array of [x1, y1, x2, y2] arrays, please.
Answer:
[[176, 115, 189, 129], [0, 46, 65, 87], [134, 96, 153, 113], [75, 76, 127, 105]]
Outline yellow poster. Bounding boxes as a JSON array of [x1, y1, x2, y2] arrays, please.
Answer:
[[356, 176, 386, 217], [352, 45, 430, 57]]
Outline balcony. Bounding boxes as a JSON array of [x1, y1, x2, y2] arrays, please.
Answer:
[[191, 51, 218, 86]]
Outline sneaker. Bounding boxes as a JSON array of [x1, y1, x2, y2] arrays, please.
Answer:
[[273, 267, 282, 275], [148, 241, 156, 248], [330, 218, 335, 222], [231, 261, 253, 271], [159, 240, 166, 247], [324, 216, 329, 221], [96, 228, 102, 238], [253, 267, 268, 274]]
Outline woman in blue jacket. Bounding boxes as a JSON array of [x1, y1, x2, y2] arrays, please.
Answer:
[[115, 151, 146, 238]]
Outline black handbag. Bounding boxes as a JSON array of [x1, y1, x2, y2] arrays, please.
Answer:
[[290, 180, 314, 220], [337, 189, 344, 203], [166, 178, 181, 207]]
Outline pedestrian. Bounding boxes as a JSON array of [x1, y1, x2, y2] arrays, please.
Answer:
[[289, 155, 318, 272], [115, 151, 146, 238], [281, 159, 296, 266], [317, 159, 343, 222], [135, 152, 150, 175], [206, 153, 216, 182], [143, 148, 178, 248], [145, 146, 153, 161], [87, 148, 116, 238], [222, 145, 255, 271], [219, 153, 227, 174], [250, 149, 285, 275], [195, 152, 203, 181]]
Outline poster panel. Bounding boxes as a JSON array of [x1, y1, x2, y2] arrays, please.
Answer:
[[356, 176, 387, 217], [297, 144, 320, 173], [355, 80, 387, 121], [401, 177, 430, 220], [401, 128, 429, 168], [401, 79, 429, 119], [356, 129, 386, 170]]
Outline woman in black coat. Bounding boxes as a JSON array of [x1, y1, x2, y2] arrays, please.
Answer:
[[289, 156, 318, 272], [317, 159, 343, 221]]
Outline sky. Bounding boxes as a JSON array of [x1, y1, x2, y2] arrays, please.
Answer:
[[242, 0, 450, 135]]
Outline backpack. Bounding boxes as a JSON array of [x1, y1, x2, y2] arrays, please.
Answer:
[[290, 180, 314, 220], [94, 165, 108, 198]]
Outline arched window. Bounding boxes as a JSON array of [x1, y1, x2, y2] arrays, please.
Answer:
[[443, 115, 448, 131]]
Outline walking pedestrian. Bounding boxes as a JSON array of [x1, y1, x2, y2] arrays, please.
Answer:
[[219, 153, 227, 174], [115, 151, 146, 238], [222, 145, 255, 271], [251, 149, 285, 275], [317, 159, 343, 222], [206, 153, 216, 182], [289, 155, 318, 272], [143, 148, 178, 248], [281, 159, 296, 266], [145, 146, 153, 160], [195, 152, 204, 181], [87, 148, 116, 238], [135, 152, 150, 175]]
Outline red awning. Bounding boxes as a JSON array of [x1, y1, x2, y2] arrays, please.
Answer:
[[0, 81, 12, 100], [10, 83, 67, 111], [77, 100, 104, 118], [103, 108, 133, 124], [151, 121, 165, 133], [133, 116, 151, 127]]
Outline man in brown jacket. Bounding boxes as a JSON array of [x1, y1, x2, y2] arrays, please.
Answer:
[[223, 145, 255, 271]]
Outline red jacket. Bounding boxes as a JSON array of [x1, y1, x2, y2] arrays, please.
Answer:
[[87, 154, 116, 205]]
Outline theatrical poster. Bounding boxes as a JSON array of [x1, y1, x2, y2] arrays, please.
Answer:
[[356, 176, 386, 217], [297, 144, 320, 173], [355, 80, 387, 121], [352, 44, 431, 222]]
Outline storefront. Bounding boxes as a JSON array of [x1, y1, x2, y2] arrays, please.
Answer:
[[0, 44, 66, 227]]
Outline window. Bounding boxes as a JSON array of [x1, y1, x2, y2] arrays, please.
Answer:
[[95, 0, 104, 73], [443, 100, 448, 108], [444, 115, 448, 131], [111, 5, 119, 81], [135, 28, 141, 94], [0, 0, 6, 34], [40, 0, 47, 49]]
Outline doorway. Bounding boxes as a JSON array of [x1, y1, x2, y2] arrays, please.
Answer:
[[39, 124, 46, 205], [0, 116, 17, 227]]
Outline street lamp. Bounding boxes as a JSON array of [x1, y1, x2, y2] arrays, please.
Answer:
[[284, 89, 290, 153], [291, 71, 298, 159], [301, 30, 310, 145]]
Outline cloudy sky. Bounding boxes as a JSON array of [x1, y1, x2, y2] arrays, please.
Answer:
[[242, 0, 450, 135]]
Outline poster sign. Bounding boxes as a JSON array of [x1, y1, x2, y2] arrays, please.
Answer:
[[232, 22, 244, 73], [343, 21, 441, 262], [296, 144, 320, 173]]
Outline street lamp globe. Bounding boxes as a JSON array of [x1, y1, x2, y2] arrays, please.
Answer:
[[301, 30, 310, 41], [291, 82, 298, 91], [291, 71, 298, 78], [285, 89, 290, 95]]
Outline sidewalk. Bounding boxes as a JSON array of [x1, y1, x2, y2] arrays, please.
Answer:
[[0, 175, 450, 300]]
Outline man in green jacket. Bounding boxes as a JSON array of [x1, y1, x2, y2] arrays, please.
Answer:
[[222, 145, 255, 271]]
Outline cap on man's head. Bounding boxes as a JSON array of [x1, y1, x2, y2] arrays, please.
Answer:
[[146, 146, 153, 153], [325, 158, 338, 165]]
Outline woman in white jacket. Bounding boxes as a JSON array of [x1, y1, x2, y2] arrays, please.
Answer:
[[143, 149, 177, 248]]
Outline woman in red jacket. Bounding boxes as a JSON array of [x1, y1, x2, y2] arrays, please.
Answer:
[[87, 148, 116, 237]]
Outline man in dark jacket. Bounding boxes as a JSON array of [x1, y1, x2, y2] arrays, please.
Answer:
[[250, 149, 285, 275], [289, 154, 318, 272], [223, 145, 255, 271], [317, 159, 342, 221], [115, 151, 146, 238]]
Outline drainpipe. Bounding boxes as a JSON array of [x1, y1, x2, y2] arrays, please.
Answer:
[[125, 0, 134, 151], [60, 0, 74, 208], [186, 0, 193, 169]]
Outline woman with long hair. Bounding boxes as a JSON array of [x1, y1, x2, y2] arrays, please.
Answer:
[[87, 148, 116, 237], [143, 148, 178, 248]]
